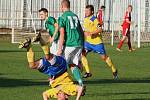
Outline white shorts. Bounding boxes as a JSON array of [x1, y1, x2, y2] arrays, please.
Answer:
[[63, 47, 82, 66], [50, 41, 58, 55]]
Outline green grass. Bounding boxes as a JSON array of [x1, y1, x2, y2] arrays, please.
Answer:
[[0, 40, 150, 100]]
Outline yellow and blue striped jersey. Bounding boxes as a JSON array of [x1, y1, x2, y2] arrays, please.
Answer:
[[83, 15, 103, 44]]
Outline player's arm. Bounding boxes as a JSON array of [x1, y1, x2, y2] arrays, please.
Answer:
[[48, 35, 52, 43], [50, 23, 59, 43], [126, 18, 131, 24], [47, 17, 59, 43], [57, 17, 65, 55], [91, 19, 102, 35], [57, 27, 64, 55], [91, 25, 102, 35]]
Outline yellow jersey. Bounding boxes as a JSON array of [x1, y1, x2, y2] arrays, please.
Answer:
[[83, 15, 103, 44]]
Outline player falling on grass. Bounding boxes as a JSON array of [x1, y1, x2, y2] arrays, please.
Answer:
[[81, 5, 118, 79], [39, 8, 59, 55], [116, 5, 135, 52], [57, 0, 84, 87], [18, 36, 84, 100]]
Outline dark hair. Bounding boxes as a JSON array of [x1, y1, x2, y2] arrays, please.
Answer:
[[86, 5, 94, 13], [101, 5, 105, 9], [128, 5, 132, 9], [39, 8, 48, 13], [61, 0, 70, 8]]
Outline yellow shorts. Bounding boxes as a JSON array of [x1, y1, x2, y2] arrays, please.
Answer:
[[44, 72, 78, 98]]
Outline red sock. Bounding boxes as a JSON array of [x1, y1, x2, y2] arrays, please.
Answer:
[[117, 40, 124, 49]]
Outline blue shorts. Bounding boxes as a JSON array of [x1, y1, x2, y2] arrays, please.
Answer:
[[84, 42, 106, 55]]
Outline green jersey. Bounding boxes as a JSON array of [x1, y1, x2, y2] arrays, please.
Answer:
[[45, 16, 59, 41], [58, 11, 84, 47]]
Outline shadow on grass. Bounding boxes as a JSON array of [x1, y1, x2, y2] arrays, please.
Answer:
[[86, 92, 150, 100], [0, 77, 48, 87], [0, 50, 42, 53], [0, 50, 26, 53], [84, 78, 150, 84], [114, 98, 149, 100], [87, 91, 150, 96]]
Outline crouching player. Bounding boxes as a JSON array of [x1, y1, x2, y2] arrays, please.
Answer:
[[18, 36, 84, 100]]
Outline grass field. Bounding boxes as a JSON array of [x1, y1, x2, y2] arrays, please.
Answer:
[[0, 40, 150, 100]]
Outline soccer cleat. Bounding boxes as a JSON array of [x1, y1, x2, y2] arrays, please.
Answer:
[[116, 48, 122, 52], [32, 32, 41, 42], [18, 38, 31, 49], [83, 72, 92, 78], [113, 70, 118, 79], [128, 48, 136, 52]]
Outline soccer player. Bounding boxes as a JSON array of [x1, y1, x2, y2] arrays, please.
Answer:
[[18, 36, 84, 100], [97, 5, 105, 26], [82, 5, 118, 79], [116, 5, 135, 52], [39, 8, 59, 55], [57, 0, 84, 86]]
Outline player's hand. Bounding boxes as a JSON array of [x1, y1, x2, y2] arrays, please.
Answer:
[[91, 34, 98, 39], [50, 37, 54, 43], [56, 49, 62, 56]]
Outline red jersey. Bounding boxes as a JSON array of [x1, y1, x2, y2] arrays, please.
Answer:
[[122, 11, 131, 28]]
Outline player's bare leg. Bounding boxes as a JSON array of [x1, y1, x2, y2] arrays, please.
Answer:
[[76, 85, 84, 100]]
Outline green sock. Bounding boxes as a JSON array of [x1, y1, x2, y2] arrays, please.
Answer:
[[72, 66, 83, 86]]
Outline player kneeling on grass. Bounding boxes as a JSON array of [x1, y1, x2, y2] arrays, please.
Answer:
[[18, 35, 84, 100]]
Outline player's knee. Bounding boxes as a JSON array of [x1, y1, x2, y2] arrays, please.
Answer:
[[101, 55, 108, 61], [45, 54, 50, 60], [28, 60, 40, 69], [28, 63, 35, 69], [69, 64, 76, 68], [121, 36, 126, 41]]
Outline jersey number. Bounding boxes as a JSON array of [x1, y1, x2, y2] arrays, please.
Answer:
[[68, 16, 78, 29]]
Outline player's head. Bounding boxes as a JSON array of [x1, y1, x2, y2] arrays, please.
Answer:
[[85, 5, 94, 17], [39, 8, 48, 20], [128, 5, 132, 12], [60, 0, 70, 12], [100, 5, 105, 10]]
